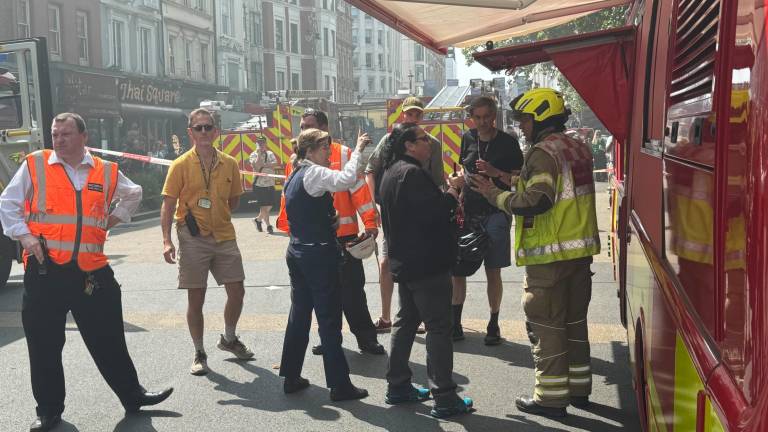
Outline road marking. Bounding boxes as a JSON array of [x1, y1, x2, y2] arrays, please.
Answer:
[[0, 312, 626, 343]]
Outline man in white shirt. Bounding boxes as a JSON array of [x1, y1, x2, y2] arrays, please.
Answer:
[[249, 136, 279, 233], [0, 112, 172, 431]]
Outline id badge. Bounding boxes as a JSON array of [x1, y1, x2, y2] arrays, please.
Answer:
[[197, 197, 212, 209]]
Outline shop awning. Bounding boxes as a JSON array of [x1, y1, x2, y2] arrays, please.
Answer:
[[474, 25, 635, 142], [345, 0, 631, 53], [120, 103, 188, 118]]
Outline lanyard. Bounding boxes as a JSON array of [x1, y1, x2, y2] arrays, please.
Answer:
[[197, 151, 217, 193]]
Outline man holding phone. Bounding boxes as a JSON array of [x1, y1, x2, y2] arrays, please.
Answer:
[[453, 96, 523, 344]]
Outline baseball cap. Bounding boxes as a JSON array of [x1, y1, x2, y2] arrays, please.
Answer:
[[402, 96, 424, 112]]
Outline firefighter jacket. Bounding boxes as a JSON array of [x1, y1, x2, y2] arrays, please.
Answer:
[[24, 149, 118, 272], [276, 140, 377, 237], [492, 132, 600, 266]]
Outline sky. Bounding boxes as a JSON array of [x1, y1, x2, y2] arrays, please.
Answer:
[[455, 48, 502, 85]]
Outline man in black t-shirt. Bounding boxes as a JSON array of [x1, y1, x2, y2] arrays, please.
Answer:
[[453, 96, 523, 345]]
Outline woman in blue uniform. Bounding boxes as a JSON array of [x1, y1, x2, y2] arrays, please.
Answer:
[[279, 128, 371, 402]]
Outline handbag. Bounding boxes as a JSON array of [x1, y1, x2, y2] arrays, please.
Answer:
[[456, 225, 490, 262]]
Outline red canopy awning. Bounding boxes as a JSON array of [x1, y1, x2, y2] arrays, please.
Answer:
[[474, 25, 635, 143]]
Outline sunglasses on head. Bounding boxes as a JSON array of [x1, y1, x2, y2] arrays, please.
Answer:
[[301, 108, 317, 118], [191, 124, 215, 132]]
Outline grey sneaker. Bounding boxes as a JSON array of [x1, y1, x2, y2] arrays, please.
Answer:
[[190, 350, 209, 376], [217, 335, 254, 360]]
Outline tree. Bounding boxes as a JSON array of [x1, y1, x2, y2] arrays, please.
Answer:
[[462, 6, 628, 117]]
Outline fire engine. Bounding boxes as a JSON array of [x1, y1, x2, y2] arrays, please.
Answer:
[[352, 0, 768, 430], [0, 38, 52, 289]]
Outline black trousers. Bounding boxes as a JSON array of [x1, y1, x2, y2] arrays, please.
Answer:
[[386, 271, 461, 408], [280, 243, 351, 388], [338, 235, 376, 345], [22, 260, 142, 417]]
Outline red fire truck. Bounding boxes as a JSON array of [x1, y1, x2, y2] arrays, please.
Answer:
[[352, 0, 768, 430]]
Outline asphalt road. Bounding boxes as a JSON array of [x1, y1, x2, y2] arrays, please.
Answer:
[[0, 182, 640, 431]]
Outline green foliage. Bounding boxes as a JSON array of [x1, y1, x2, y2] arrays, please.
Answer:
[[128, 168, 167, 212], [461, 6, 629, 114]]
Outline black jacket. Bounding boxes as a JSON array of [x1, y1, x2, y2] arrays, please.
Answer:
[[380, 155, 458, 282]]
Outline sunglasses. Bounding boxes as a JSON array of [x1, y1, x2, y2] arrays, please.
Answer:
[[301, 108, 317, 118], [191, 124, 215, 132]]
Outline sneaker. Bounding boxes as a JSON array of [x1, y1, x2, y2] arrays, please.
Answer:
[[452, 325, 465, 341], [253, 219, 263, 232], [374, 317, 392, 333], [430, 397, 474, 418], [385, 384, 431, 405], [266, 225, 274, 234], [570, 395, 590, 408], [416, 324, 426, 334], [217, 335, 255, 360], [484, 325, 502, 346], [190, 350, 209, 376]]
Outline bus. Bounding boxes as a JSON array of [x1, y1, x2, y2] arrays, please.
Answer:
[[351, 0, 767, 430]]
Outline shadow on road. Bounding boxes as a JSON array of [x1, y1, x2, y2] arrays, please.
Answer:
[[342, 346, 470, 385], [112, 409, 182, 432]]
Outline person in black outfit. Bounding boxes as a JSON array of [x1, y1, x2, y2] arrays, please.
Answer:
[[452, 96, 524, 345], [379, 123, 474, 418], [278, 128, 371, 402]]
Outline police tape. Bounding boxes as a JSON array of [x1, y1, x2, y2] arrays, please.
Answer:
[[86, 147, 287, 179]]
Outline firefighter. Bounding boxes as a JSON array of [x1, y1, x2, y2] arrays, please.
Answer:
[[276, 109, 385, 356], [471, 88, 600, 417]]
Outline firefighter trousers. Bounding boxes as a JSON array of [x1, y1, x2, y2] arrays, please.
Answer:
[[522, 256, 593, 408]]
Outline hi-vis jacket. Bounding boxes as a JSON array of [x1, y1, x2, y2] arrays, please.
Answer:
[[277, 141, 377, 237], [24, 149, 118, 271], [492, 132, 600, 266]]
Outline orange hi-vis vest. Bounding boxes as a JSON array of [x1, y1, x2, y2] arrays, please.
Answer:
[[24, 150, 118, 272], [277, 141, 377, 237]]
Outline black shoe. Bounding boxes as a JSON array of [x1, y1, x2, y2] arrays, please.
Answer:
[[330, 384, 369, 402], [267, 225, 274, 234], [358, 340, 386, 355], [284, 376, 310, 394], [515, 395, 567, 418], [484, 326, 502, 346], [311, 344, 323, 355], [29, 415, 61, 432], [124, 387, 174, 413], [253, 219, 263, 232], [452, 325, 465, 341], [570, 395, 590, 408]]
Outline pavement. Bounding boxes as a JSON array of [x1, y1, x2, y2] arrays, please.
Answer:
[[0, 182, 640, 431]]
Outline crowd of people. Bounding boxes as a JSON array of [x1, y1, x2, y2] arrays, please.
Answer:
[[0, 88, 601, 431]]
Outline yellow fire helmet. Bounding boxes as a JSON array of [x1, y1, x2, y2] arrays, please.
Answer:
[[510, 88, 569, 122]]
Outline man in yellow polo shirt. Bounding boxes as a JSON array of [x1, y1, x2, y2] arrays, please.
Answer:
[[160, 108, 253, 376]]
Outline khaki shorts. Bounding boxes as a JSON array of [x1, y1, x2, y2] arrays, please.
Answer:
[[177, 225, 245, 289]]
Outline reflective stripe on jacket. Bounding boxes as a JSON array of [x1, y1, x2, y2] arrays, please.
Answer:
[[515, 133, 600, 266], [24, 149, 118, 271], [276, 141, 376, 237]]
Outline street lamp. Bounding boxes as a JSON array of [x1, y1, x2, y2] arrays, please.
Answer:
[[408, 70, 413, 95]]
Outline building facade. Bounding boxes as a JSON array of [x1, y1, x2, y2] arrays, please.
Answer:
[[350, 6, 402, 103], [215, 0, 248, 91], [163, 0, 215, 83], [399, 37, 446, 98], [335, 0, 354, 103]]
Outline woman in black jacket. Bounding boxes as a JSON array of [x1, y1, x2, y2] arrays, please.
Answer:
[[379, 123, 474, 418]]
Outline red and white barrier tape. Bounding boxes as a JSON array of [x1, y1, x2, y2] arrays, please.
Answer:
[[86, 147, 287, 179]]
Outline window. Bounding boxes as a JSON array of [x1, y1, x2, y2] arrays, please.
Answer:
[[290, 23, 299, 53], [416, 65, 424, 82], [352, 34, 358, 45], [365, 29, 372, 44], [76, 11, 89, 65], [377, 30, 383, 46], [197, 0, 205, 10], [331, 30, 336, 57], [380, 78, 386, 93], [353, 55, 358, 67], [352, 7, 358, 17], [111, 20, 125, 69], [140, 27, 152, 74], [17, 0, 30, 38], [185, 40, 193, 77], [276, 71, 285, 89], [275, 19, 284, 51], [415, 44, 424, 61], [365, 53, 372, 68], [332, 77, 336, 99], [378, 53, 384, 70], [228, 62, 239, 88], [367, 77, 374, 92], [169, 36, 176, 73], [250, 13, 261, 46], [48, 5, 61, 57], [323, 0, 328, 8], [201, 43, 209, 80], [324, 28, 329, 56], [251, 62, 262, 94], [222, 0, 234, 36], [291, 73, 300, 90], [325, 75, 330, 90]]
